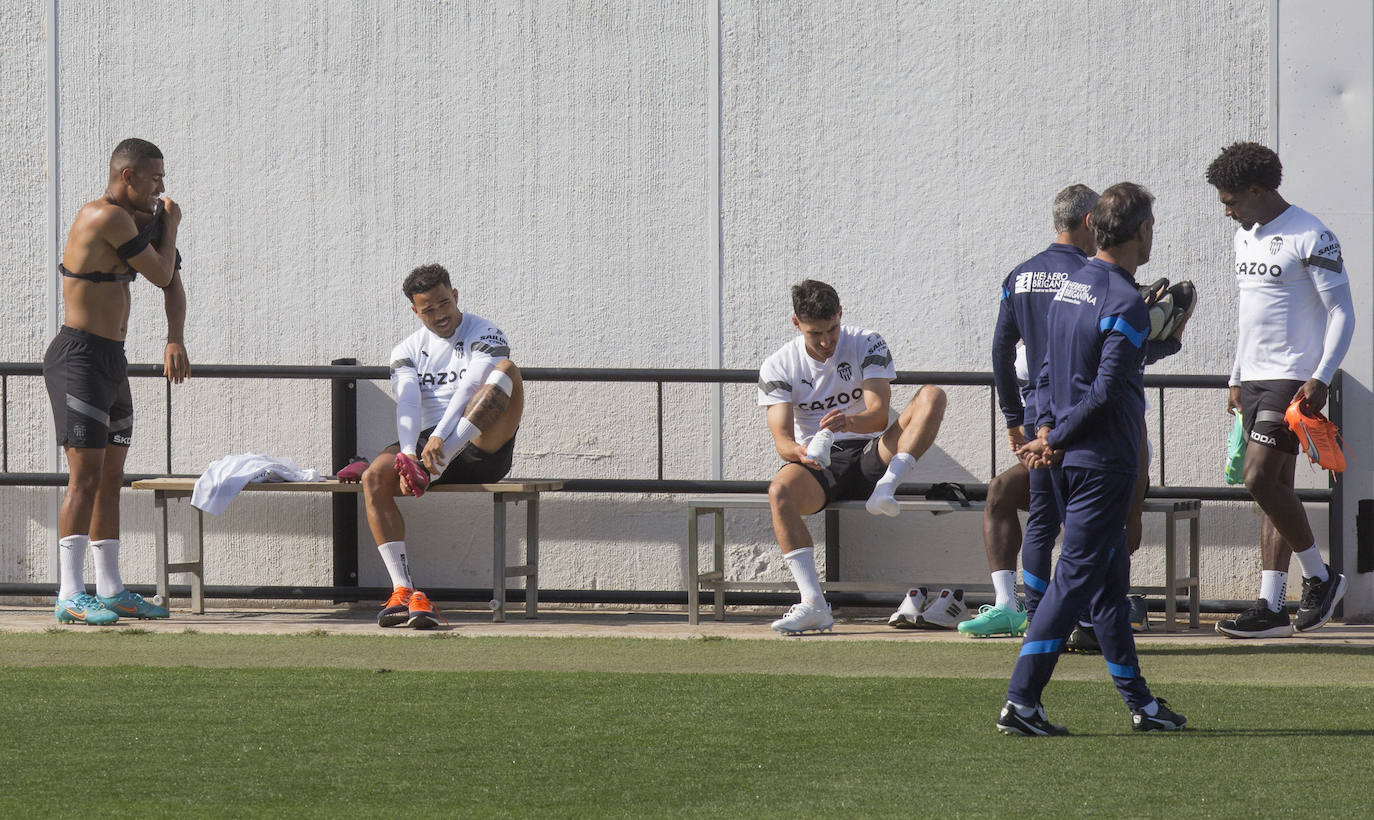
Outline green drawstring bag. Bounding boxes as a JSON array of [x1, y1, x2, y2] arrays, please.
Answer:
[[1225, 410, 1246, 484]]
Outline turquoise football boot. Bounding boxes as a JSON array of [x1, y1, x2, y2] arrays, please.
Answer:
[[55, 592, 120, 626], [99, 589, 170, 620]]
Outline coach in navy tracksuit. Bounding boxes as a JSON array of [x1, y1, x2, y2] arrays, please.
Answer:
[[996, 183, 1186, 736], [991, 187, 1096, 620]]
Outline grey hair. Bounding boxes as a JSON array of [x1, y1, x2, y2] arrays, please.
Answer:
[[1052, 184, 1099, 233]]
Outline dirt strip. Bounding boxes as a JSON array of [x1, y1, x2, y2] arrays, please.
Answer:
[[4, 604, 1373, 646]]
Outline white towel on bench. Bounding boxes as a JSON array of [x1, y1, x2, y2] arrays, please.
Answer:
[[192, 453, 324, 515]]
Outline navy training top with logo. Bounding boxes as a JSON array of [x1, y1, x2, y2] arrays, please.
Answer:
[[991, 243, 1089, 430], [1033, 257, 1149, 475], [757, 325, 896, 446]]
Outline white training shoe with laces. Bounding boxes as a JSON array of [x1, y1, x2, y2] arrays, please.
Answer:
[[888, 587, 929, 628], [916, 588, 972, 629], [771, 601, 835, 635]]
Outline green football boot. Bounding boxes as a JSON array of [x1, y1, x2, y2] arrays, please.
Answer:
[[957, 602, 1027, 638]]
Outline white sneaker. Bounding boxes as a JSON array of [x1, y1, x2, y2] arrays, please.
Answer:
[[865, 490, 900, 518], [916, 588, 972, 629], [888, 587, 928, 628], [806, 430, 835, 468], [771, 601, 834, 635]]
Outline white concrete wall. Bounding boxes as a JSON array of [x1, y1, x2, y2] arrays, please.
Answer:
[[2, 1, 1368, 611], [1278, 0, 1374, 616], [0, 4, 57, 584]]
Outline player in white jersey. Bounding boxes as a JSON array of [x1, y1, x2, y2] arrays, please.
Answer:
[[758, 280, 947, 634], [355, 264, 524, 629], [1206, 143, 1353, 638]]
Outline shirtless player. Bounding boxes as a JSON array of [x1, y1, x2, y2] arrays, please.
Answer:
[[46, 138, 188, 625]]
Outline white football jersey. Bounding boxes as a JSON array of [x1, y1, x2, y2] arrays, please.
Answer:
[[758, 325, 896, 443], [389, 312, 510, 431], [1231, 205, 1348, 383]]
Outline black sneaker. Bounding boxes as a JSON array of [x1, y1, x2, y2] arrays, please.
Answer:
[[1132, 697, 1187, 732], [1066, 624, 1101, 654], [997, 701, 1068, 737], [1215, 598, 1292, 639], [1294, 566, 1347, 633], [1129, 595, 1150, 633]]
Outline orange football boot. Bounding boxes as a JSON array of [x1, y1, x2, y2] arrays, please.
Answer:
[[1285, 397, 1346, 472]]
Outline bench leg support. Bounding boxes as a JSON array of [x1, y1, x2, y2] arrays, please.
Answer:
[[687, 509, 700, 626], [191, 507, 205, 614], [492, 495, 507, 623], [155, 493, 169, 608], [525, 494, 539, 619], [713, 510, 725, 621]]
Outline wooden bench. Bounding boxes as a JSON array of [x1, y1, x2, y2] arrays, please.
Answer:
[[685, 494, 1201, 631], [130, 478, 561, 622]]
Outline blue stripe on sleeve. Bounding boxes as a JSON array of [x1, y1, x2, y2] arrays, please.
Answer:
[[1100, 315, 1147, 348]]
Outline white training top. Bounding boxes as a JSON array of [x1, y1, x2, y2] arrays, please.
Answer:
[[757, 325, 896, 444], [389, 312, 510, 454], [1231, 205, 1351, 385]]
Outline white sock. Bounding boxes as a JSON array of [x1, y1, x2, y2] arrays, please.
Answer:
[[1260, 570, 1287, 611], [991, 570, 1017, 609], [874, 452, 915, 495], [377, 541, 414, 589], [866, 453, 914, 517], [91, 538, 124, 598], [1294, 544, 1328, 581], [783, 547, 825, 606], [58, 535, 89, 601], [441, 418, 483, 461]]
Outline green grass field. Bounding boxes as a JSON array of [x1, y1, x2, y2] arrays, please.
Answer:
[[3, 631, 1371, 818]]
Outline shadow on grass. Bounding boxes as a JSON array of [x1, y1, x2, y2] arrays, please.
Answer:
[[1183, 728, 1374, 737], [1143, 644, 1374, 658]]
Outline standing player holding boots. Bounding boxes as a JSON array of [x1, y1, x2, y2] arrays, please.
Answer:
[[1207, 142, 1353, 638]]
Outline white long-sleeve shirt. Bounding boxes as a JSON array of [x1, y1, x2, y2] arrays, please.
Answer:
[[1230, 205, 1354, 386], [388, 313, 510, 454]]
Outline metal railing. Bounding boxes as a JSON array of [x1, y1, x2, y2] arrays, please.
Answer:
[[0, 362, 1343, 601], [3, 361, 1318, 489]]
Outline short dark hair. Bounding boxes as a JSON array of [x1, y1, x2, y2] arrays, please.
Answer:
[[110, 138, 163, 170], [1089, 183, 1154, 250], [1206, 142, 1282, 193], [403, 264, 452, 301], [791, 280, 840, 321], [1052, 184, 1099, 233]]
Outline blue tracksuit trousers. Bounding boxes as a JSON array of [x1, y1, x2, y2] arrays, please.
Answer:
[[1020, 464, 1059, 618], [1007, 465, 1153, 711]]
